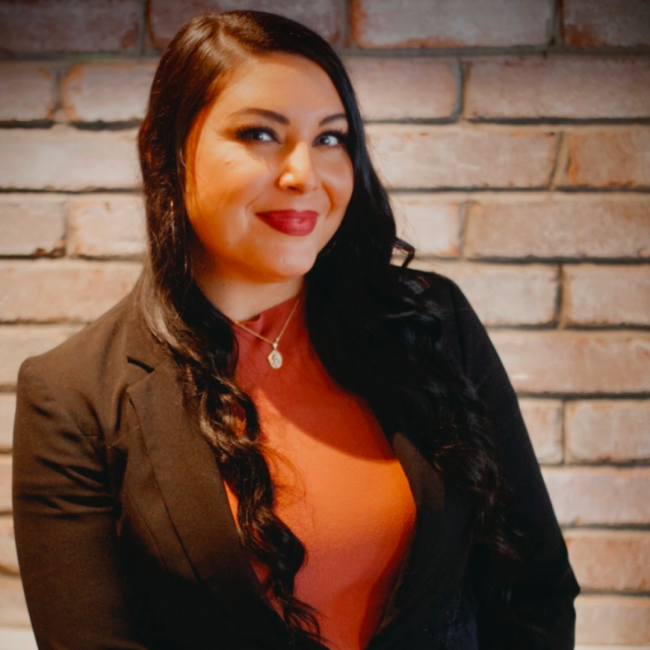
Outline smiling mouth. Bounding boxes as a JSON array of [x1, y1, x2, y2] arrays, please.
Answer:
[[255, 210, 319, 236]]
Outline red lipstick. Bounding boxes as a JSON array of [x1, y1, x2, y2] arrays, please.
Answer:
[[255, 210, 319, 236]]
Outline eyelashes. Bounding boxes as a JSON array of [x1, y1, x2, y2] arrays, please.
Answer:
[[234, 123, 349, 147], [318, 129, 349, 147], [234, 125, 276, 142]]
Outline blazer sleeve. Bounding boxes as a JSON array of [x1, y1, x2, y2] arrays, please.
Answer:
[[12, 358, 154, 650], [447, 280, 580, 650]]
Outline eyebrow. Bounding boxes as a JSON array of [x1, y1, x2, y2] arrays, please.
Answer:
[[229, 107, 347, 126]]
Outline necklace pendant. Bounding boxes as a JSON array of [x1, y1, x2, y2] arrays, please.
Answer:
[[267, 348, 283, 369]]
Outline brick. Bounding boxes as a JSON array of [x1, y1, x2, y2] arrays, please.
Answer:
[[389, 194, 460, 257], [565, 530, 650, 592], [0, 456, 10, 513], [0, 575, 29, 627], [564, 265, 650, 327], [466, 57, 650, 120], [519, 399, 563, 464], [0, 63, 55, 122], [345, 58, 456, 121], [0, 260, 141, 323], [0, 629, 38, 649], [575, 595, 650, 646], [62, 62, 157, 124], [0, 395, 16, 453], [352, 0, 551, 48], [575, 644, 649, 649], [415, 261, 558, 326], [149, 0, 341, 49], [0, 516, 18, 575], [561, 130, 650, 189], [566, 400, 650, 463], [563, 0, 650, 47], [68, 195, 146, 259], [368, 126, 557, 189], [490, 331, 650, 394], [465, 198, 650, 260], [0, 0, 142, 54], [0, 195, 66, 257], [0, 326, 81, 390], [543, 467, 650, 526], [0, 126, 139, 191]]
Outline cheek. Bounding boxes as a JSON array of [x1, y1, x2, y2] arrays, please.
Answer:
[[324, 157, 354, 209], [194, 143, 270, 202], [194, 161, 270, 219]]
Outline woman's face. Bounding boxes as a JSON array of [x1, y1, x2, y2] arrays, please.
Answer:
[[184, 52, 354, 289]]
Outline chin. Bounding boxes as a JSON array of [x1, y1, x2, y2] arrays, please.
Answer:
[[267, 264, 316, 283], [263, 250, 321, 280]]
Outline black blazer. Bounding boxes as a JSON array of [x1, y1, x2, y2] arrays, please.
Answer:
[[12, 269, 580, 650]]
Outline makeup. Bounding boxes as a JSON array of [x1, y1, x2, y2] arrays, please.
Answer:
[[256, 210, 319, 236]]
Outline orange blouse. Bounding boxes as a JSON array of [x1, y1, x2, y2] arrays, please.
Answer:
[[224, 290, 416, 650]]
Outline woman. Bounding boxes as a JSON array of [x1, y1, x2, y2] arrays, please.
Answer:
[[12, 10, 580, 650]]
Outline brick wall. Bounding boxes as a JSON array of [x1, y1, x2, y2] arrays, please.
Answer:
[[1, 0, 649, 647]]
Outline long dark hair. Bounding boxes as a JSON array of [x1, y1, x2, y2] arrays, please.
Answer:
[[137, 10, 522, 645]]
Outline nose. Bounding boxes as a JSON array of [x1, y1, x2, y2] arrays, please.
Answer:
[[277, 142, 319, 193]]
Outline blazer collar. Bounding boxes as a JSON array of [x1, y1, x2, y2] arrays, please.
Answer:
[[122, 272, 173, 372]]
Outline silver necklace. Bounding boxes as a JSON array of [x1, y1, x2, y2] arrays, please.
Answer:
[[233, 297, 301, 369]]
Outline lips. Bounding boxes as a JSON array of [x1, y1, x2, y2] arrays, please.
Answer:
[[255, 210, 319, 236]]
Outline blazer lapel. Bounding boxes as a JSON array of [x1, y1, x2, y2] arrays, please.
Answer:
[[121, 287, 298, 647], [127, 359, 303, 646]]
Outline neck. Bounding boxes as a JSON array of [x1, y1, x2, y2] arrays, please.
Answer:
[[195, 273, 305, 323]]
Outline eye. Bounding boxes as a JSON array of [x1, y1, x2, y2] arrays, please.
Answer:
[[316, 130, 348, 147], [235, 125, 277, 143]]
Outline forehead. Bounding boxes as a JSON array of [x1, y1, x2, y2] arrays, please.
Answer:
[[205, 52, 346, 119]]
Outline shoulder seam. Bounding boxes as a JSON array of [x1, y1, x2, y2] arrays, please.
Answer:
[[19, 358, 102, 442]]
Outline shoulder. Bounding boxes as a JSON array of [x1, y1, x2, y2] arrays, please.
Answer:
[[21, 291, 134, 383], [397, 264, 468, 312], [16, 287, 148, 439], [395, 264, 489, 373]]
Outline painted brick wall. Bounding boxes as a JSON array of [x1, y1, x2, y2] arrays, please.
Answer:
[[0, 0, 649, 647]]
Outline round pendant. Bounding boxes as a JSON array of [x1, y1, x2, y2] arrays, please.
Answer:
[[268, 349, 283, 369]]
